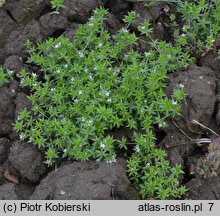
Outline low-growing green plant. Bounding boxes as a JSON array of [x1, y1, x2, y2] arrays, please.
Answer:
[[14, 8, 191, 199], [127, 133, 187, 199], [176, 0, 220, 58], [51, 0, 64, 11], [0, 67, 13, 87]]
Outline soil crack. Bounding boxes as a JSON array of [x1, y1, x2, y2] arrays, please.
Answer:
[[6, 9, 18, 23]]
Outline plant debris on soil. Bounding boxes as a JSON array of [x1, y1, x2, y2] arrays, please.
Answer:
[[1, 0, 220, 200]]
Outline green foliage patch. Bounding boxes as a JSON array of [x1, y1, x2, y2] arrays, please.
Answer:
[[13, 8, 192, 199], [51, 0, 64, 10], [0, 67, 13, 87], [175, 0, 220, 58]]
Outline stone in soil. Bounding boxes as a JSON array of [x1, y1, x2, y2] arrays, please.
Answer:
[[14, 92, 32, 120], [8, 80, 20, 98], [0, 9, 18, 49], [3, 55, 24, 75], [30, 158, 139, 200], [186, 176, 220, 199], [201, 53, 220, 80], [8, 141, 46, 183], [39, 12, 70, 38], [3, 0, 50, 25], [105, 0, 130, 15], [131, 2, 164, 29], [61, 0, 104, 23], [103, 13, 122, 35], [5, 20, 42, 57], [0, 138, 11, 163], [0, 85, 15, 135], [0, 166, 6, 185], [0, 183, 19, 200], [200, 53, 220, 126], [160, 130, 186, 166], [166, 65, 216, 134], [62, 23, 80, 41]]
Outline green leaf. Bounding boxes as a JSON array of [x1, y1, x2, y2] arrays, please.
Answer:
[[51, 0, 64, 10], [123, 11, 138, 26]]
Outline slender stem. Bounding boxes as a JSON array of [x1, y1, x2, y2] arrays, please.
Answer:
[[165, 138, 211, 149], [191, 119, 219, 137], [171, 118, 193, 141]]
